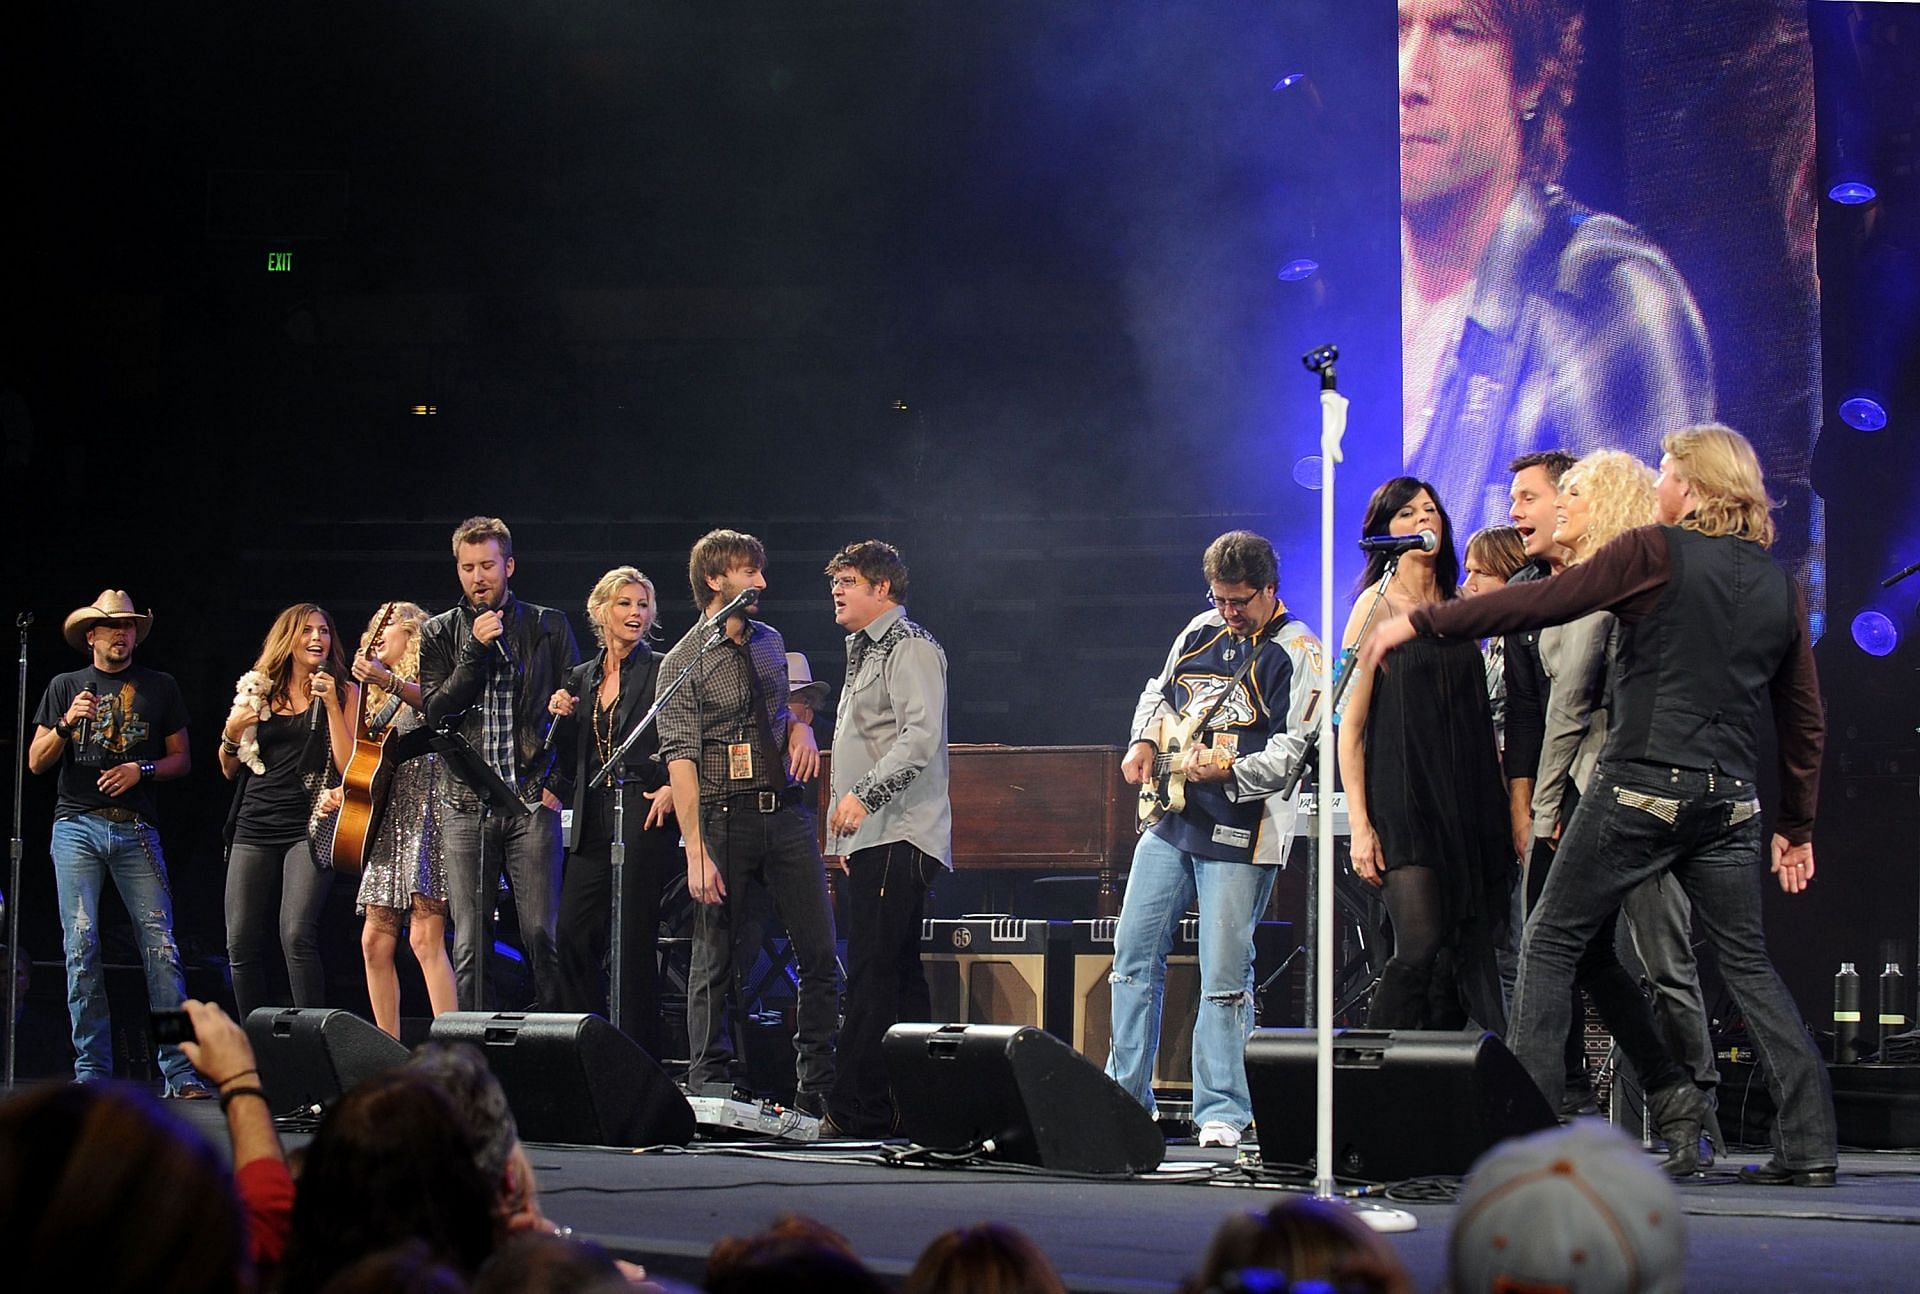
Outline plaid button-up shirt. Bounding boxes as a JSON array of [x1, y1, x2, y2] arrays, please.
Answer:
[[656, 617, 794, 801]]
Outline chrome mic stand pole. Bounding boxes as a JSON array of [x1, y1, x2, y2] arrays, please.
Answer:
[[8, 612, 33, 1087]]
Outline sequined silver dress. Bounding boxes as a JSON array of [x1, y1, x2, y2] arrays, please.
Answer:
[[355, 704, 449, 914]]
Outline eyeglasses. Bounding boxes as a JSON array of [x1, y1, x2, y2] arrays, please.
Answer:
[[829, 575, 867, 592], [1206, 590, 1264, 611]]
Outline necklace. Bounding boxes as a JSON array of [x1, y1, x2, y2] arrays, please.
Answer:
[[592, 684, 616, 770]]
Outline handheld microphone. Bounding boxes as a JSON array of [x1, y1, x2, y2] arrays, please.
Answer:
[[1358, 531, 1439, 555], [540, 690, 578, 753], [471, 600, 517, 671], [1881, 557, 1920, 590]]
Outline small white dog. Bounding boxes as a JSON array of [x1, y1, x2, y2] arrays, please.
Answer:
[[230, 670, 273, 774]]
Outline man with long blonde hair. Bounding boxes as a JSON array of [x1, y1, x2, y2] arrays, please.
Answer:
[[1365, 424, 1835, 1187]]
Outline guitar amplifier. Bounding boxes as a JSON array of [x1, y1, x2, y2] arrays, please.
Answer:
[[1071, 917, 1293, 1091], [920, 917, 1072, 1037]]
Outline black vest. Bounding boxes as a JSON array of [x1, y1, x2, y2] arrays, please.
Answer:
[[1603, 526, 1793, 780]]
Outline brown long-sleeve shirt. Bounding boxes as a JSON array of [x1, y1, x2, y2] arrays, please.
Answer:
[[1408, 525, 1823, 842]]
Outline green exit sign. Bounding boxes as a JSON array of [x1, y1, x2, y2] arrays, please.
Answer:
[[266, 251, 293, 272]]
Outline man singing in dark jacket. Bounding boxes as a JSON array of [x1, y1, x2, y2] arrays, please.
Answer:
[[420, 515, 581, 1010]]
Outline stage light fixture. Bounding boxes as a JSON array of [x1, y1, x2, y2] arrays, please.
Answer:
[[1277, 259, 1319, 282], [1839, 396, 1887, 432], [1851, 610, 1898, 657], [1273, 72, 1306, 90], [1828, 180, 1877, 205], [1292, 455, 1324, 490]]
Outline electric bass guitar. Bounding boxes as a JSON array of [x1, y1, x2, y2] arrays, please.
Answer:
[[329, 603, 402, 873], [1135, 708, 1235, 831]]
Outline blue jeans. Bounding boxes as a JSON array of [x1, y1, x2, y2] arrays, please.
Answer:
[[51, 814, 198, 1090], [1105, 828, 1278, 1131], [1511, 760, 1836, 1170]]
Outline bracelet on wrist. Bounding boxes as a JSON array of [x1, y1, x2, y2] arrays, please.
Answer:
[[138, 761, 157, 780], [56, 719, 77, 739], [215, 1067, 260, 1089], [218, 1085, 270, 1112], [220, 738, 241, 756]]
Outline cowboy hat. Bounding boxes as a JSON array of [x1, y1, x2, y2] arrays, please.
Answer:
[[63, 590, 154, 652], [786, 651, 831, 710]]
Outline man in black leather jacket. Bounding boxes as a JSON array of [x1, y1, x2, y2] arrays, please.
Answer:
[[420, 515, 581, 1010]]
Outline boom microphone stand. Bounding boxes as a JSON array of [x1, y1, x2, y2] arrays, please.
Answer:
[[1298, 345, 1413, 1231], [594, 589, 754, 1040], [6, 612, 30, 1087]]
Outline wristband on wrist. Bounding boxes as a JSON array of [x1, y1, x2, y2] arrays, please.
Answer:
[[55, 719, 77, 739], [218, 1085, 270, 1112], [215, 1067, 260, 1089], [138, 761, 157, 780], [220, 738, 241, 756]]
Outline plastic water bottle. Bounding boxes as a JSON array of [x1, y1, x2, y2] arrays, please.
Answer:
[[1833, 963, 1861, 1063], [1879, 963, 1909, 1055]]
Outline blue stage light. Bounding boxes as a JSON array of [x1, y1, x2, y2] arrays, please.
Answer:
[[1277, 259, 1319, 282], [1828, 180, 1877, 205], [1273, 73, 1306, 90], [1851, 610, 1898, 657], [1292, 455, 1324, 490], [1839, 396, 1888, 431]]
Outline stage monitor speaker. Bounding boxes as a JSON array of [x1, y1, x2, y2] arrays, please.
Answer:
[[429, 1012, 696, 1148], [245, 1007, 409, 1112], [883, 1022, 1164, 1175], [1247, 1028, 1555, 1181]]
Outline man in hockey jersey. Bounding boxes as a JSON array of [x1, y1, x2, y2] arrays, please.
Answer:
[[1111, 531, 1325, 1149]]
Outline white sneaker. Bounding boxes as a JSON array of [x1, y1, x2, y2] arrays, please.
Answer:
[[1197, 1121, 1242, 1149]]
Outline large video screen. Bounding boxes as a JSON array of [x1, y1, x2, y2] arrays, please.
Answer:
[[1397, 0, 1820, 608]]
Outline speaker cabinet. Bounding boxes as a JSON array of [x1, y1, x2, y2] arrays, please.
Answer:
[[244, 1007, 409, 1112], [429, 1012, 696, 1148], [920, 918, 1071, 1034], [1247, 1028, 1555, 1180], [883, 1022, 1164, 1175]]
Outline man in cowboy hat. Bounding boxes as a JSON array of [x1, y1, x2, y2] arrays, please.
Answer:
[[28, 590, 208, 1095]]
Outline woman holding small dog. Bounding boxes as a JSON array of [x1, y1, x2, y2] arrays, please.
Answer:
[[218, 604, 357, 1017]]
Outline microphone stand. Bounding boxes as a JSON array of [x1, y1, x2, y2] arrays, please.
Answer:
[[7, 612, 31, 1087], [1298, 345, 1414, 1232], [590, 600, 745, 1035]]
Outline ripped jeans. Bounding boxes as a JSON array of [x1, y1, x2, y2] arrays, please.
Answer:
[[51, 813, 199, 1089], [1105, 828, 1278, 1130]]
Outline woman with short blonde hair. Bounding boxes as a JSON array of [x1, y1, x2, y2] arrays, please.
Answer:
[[547, 568, 679, 1049]]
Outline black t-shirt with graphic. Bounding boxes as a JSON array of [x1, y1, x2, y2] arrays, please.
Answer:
[[34, 664, 188, 823]]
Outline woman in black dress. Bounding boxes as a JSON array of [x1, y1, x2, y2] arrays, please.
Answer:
[[1336, 478, 1512, 1031], [547, 566, 679, 1052]]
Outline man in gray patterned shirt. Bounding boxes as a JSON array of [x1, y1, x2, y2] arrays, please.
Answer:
[[821, 540, 950, 1138], [658, 529, 838, 1110]]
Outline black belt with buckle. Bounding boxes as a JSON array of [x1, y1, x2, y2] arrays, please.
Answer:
[[722, 786, 804, 814], [84, 805, 143, 825]]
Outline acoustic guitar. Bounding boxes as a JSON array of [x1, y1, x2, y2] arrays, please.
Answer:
[[1135, 708, 1235, 831], [330, 603, 402, 873]]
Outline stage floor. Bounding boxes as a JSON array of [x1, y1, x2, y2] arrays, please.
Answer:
[[498, 1135, 1918, 1292]]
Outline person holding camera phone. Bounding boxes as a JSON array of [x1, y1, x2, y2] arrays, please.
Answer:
[[28, 590, 207, 1096]]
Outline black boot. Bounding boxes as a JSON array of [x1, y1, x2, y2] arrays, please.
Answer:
[[1646, 1081, 1709, 1178], [1366, 960, 1432, 1030]]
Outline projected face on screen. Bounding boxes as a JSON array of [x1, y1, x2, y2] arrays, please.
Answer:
[[1398, 0, 1715, 538], [1398, 1, 1529, 213]]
